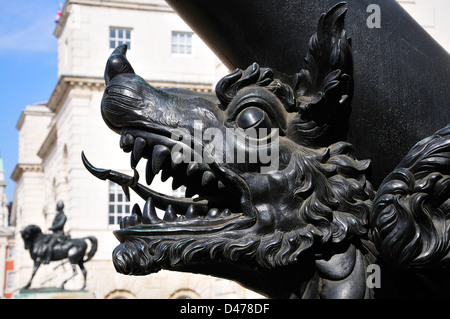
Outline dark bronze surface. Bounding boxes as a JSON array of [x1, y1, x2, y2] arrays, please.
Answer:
[[166, 0, 450, 188], [82, 2, 450, 298]]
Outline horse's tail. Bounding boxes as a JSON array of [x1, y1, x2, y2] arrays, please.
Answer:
[[83, 236, 98, 262]]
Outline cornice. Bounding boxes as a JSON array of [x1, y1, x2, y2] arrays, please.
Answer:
[[0, 227, 14, 238], [37, 125, 58, 160], [151, 80, 214, 93], [10, 163, 44, 182], [47, 75, 214, 113], [47, 75, 105, 113], [15, 104, 53, 130]]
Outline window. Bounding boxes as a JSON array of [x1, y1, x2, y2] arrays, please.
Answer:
[[172, 31, 193, 55], [109, 182, 131, 225], [7, 245, 14, 258], [6, 271, 15, 290], [110, 27, 132, 50]]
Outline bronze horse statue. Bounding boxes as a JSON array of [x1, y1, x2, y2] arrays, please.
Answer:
[[21, 225, 97, 290]]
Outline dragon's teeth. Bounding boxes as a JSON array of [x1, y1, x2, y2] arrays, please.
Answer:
[[206, 208, 220, 219], [119, 216, 129, 229], [123, 134, 135, 147], [186, 162, 199, 176], [122, 186, 130, 201], [161, 167, 171, 182], [152, 145, 170, 174], [130, 154, 138, 169], [130, 138, 146, 169], [163, 205, 177, 222], [131, 203, 142, 216], [133, 137, 146, 160], [222, 208, 232, 216], [142, 198, 161, 224], [129, 204, 142, 226], [201, 171, 216, 186], [171, 152, 184, 169], [185, 204, 198, 219], [145, 160, 155, 185], [120, 135, 126, 148], [120, 134, 134, 153]]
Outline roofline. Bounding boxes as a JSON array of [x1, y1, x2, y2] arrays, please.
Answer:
[[15, 104, 53, 131], [54, 0, 173, 38]]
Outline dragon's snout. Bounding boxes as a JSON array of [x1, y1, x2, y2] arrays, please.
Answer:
[[101, 45, 164, 133], [101, 44, 142, 133], [104, 44, 135, 84], [101, 45, 223, 135]]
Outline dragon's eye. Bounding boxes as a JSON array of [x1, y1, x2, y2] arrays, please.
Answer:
[[236, 107, 272, 131]]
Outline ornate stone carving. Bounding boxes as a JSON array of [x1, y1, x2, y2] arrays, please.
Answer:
[[82, 2, 450, 298]]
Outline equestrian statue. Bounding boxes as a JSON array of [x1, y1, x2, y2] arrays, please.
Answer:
[[21, 201, 98, 290]]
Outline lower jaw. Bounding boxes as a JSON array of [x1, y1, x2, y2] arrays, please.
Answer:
[[111, 223, 257, 276], [111, 232, 277, 299], [113, 214, 255, 242]]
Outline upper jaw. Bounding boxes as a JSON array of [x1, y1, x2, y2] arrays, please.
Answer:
[[101, 74, 225, 137]]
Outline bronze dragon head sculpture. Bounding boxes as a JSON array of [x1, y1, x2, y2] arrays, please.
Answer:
[[83, 3, 450, 298]]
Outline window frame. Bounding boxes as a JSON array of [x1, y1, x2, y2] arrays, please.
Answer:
[[171, 31, 194, 56], [108, 181, 131, 226], [109, 27, 133, 51]]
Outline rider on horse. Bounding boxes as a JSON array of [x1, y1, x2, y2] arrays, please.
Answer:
[[43, 200, 67, 264]]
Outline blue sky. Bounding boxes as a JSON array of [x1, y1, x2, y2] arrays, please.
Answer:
[[0, 0, 61, 202]]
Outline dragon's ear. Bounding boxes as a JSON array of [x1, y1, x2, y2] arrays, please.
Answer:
[[288, 2, 353, 147], [215, 63, 275, 109], [295, 2, 353, 107]]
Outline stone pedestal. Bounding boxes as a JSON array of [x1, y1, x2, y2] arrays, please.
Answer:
[[13, 287, 95, 299]]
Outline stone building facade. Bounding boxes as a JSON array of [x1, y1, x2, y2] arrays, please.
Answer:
[[0, 156, 14, 299], [6, 0, 449, 299]]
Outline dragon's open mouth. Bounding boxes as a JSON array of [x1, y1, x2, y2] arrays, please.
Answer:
[[82, 127, 257, 240]]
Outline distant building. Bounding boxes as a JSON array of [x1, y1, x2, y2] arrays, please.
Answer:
[[8, 0, 449, 299], [0, 155, 14, 299], [0, 157, 9, 228], [9, 0, 259, 299]]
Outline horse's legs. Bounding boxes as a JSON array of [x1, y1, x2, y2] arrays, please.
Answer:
[[23, 261, 41, 290], [60, 263, 77, 289], [78, 262, 87, 290]]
